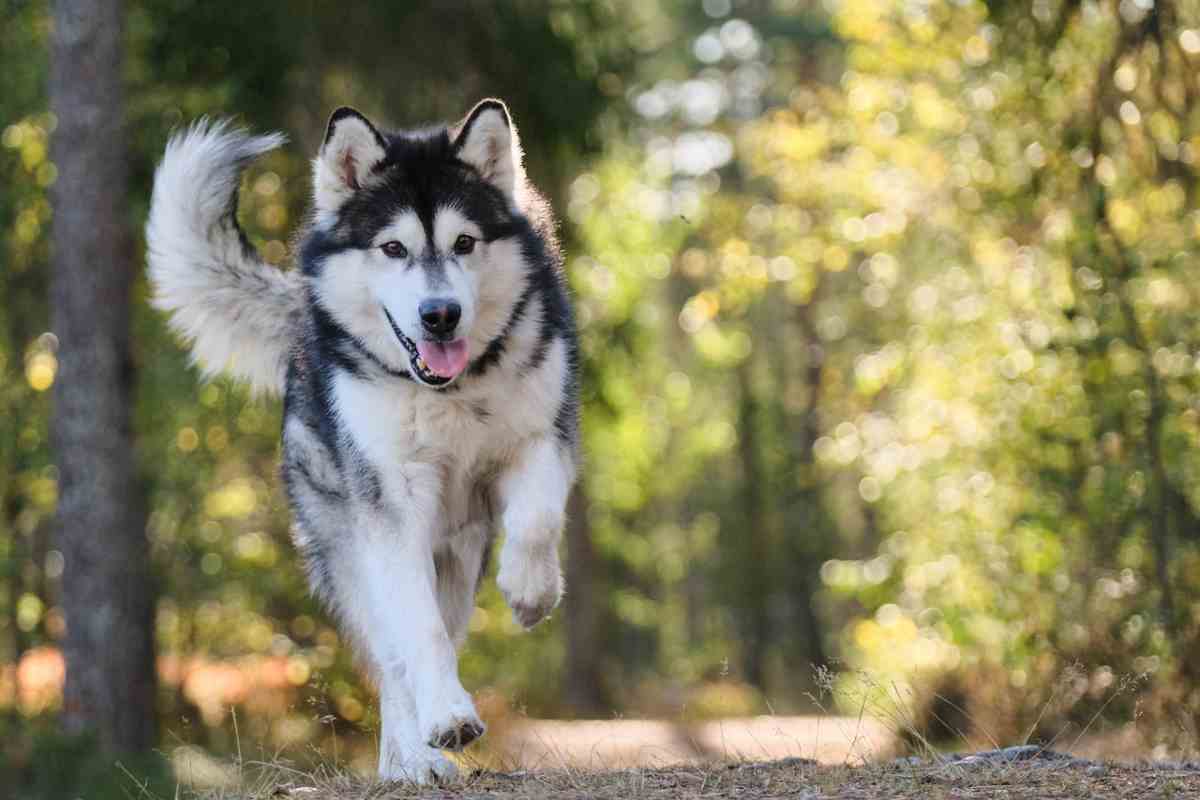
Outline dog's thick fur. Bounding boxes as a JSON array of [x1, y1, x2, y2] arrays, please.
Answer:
[[147, 100, 579, 783]]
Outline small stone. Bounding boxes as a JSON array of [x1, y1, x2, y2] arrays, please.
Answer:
[[951, 745, 1074, 766]]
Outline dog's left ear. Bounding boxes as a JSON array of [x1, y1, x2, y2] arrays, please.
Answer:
[[452, 99, 524, 204], [313, 107, 388, 217]]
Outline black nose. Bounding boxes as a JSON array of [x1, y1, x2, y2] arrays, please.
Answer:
[[419, 298, 462, 337]]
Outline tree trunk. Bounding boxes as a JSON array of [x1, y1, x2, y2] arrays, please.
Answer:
[[788, 294, 830, 676], [737, 360, 771, 689], [49, 0, 157, 753], [563, 487, 606, 714]]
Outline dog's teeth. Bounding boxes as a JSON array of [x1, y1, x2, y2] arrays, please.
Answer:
[[417, 358, 426, 370]]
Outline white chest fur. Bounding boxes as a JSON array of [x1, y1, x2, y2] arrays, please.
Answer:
[[330, 333, 568, 534]]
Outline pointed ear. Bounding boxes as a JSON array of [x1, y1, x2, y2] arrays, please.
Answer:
[[452, 99, 524, 204], [313, 107, 387, 215]]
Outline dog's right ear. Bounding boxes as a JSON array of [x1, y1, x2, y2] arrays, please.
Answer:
[[313, 107, 387, 217]]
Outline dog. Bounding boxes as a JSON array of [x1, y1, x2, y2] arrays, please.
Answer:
[[146, 99, 579, 783]]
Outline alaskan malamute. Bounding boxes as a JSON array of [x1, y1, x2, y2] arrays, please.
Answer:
[[146, 100, 579, 783]]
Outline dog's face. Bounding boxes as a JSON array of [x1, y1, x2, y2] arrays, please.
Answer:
[[305, 101, 527, 388]]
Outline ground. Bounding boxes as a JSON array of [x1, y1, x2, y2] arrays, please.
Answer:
[[196, 754, 1200, 800], [171, 718, 1200, 799]]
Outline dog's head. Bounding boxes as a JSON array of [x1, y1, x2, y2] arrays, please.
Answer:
[[304, 100, 529, 388]]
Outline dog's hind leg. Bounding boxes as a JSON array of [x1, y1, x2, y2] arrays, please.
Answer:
[[436, 520, 492, 647]]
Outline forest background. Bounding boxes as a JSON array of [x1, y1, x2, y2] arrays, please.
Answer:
[[4, 0, 1200, 795]]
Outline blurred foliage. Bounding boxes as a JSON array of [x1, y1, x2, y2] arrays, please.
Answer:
[[5, 0, 1200, 789], [0, 717, 172, 800]]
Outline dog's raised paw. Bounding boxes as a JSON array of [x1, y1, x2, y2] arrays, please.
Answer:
[[497, 548, 563, 630], [428, 716, 485, 751], [511, 598, 556, 629]]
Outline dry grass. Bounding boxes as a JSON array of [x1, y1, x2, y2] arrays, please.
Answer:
[[166, 665, 1198, 799], [177, 756, 1200, 800]]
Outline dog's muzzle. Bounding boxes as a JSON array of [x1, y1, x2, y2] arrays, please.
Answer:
[[383, 308, 455, 387]]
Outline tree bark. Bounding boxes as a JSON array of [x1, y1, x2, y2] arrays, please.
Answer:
[[49, 0, 157, 753], [788, 293, 830, 675], [563, 487, 607, 714], [736, 360, 771, 689]]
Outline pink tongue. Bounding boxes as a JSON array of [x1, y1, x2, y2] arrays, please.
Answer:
[[416, 339, 469, 378]]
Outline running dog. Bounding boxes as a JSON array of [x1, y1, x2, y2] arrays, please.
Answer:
[[146, 99, 579, 783]]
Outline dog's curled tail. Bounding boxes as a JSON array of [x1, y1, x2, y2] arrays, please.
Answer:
[[146, 120, 301, 395]]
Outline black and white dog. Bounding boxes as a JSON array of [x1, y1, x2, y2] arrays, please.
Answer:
[[147, 100, 579, 783]]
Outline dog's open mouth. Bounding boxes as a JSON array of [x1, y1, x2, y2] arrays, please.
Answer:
[[384, 309, 468, 386]]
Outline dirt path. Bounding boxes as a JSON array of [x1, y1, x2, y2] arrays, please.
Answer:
[[486, 715, 894, 769], [174, 719, 1200, 798], [251, 757, 1200, 799]]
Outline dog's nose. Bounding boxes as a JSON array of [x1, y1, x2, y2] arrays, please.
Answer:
[[419, 298, 462, 337]]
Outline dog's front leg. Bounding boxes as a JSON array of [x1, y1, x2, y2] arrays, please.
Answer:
[[496, 436, 576, 628], [377, 678, 459, 784], [344, 499, 484, 781]]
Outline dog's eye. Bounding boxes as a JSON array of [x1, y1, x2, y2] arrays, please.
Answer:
[[381, 241, 408, 259], [453, 234, 476, 256]]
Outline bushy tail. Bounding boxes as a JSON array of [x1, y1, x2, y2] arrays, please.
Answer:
[[146, 120, 301, 395]]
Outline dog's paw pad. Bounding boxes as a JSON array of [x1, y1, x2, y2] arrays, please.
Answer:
[[428, 717, 485, 752]]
